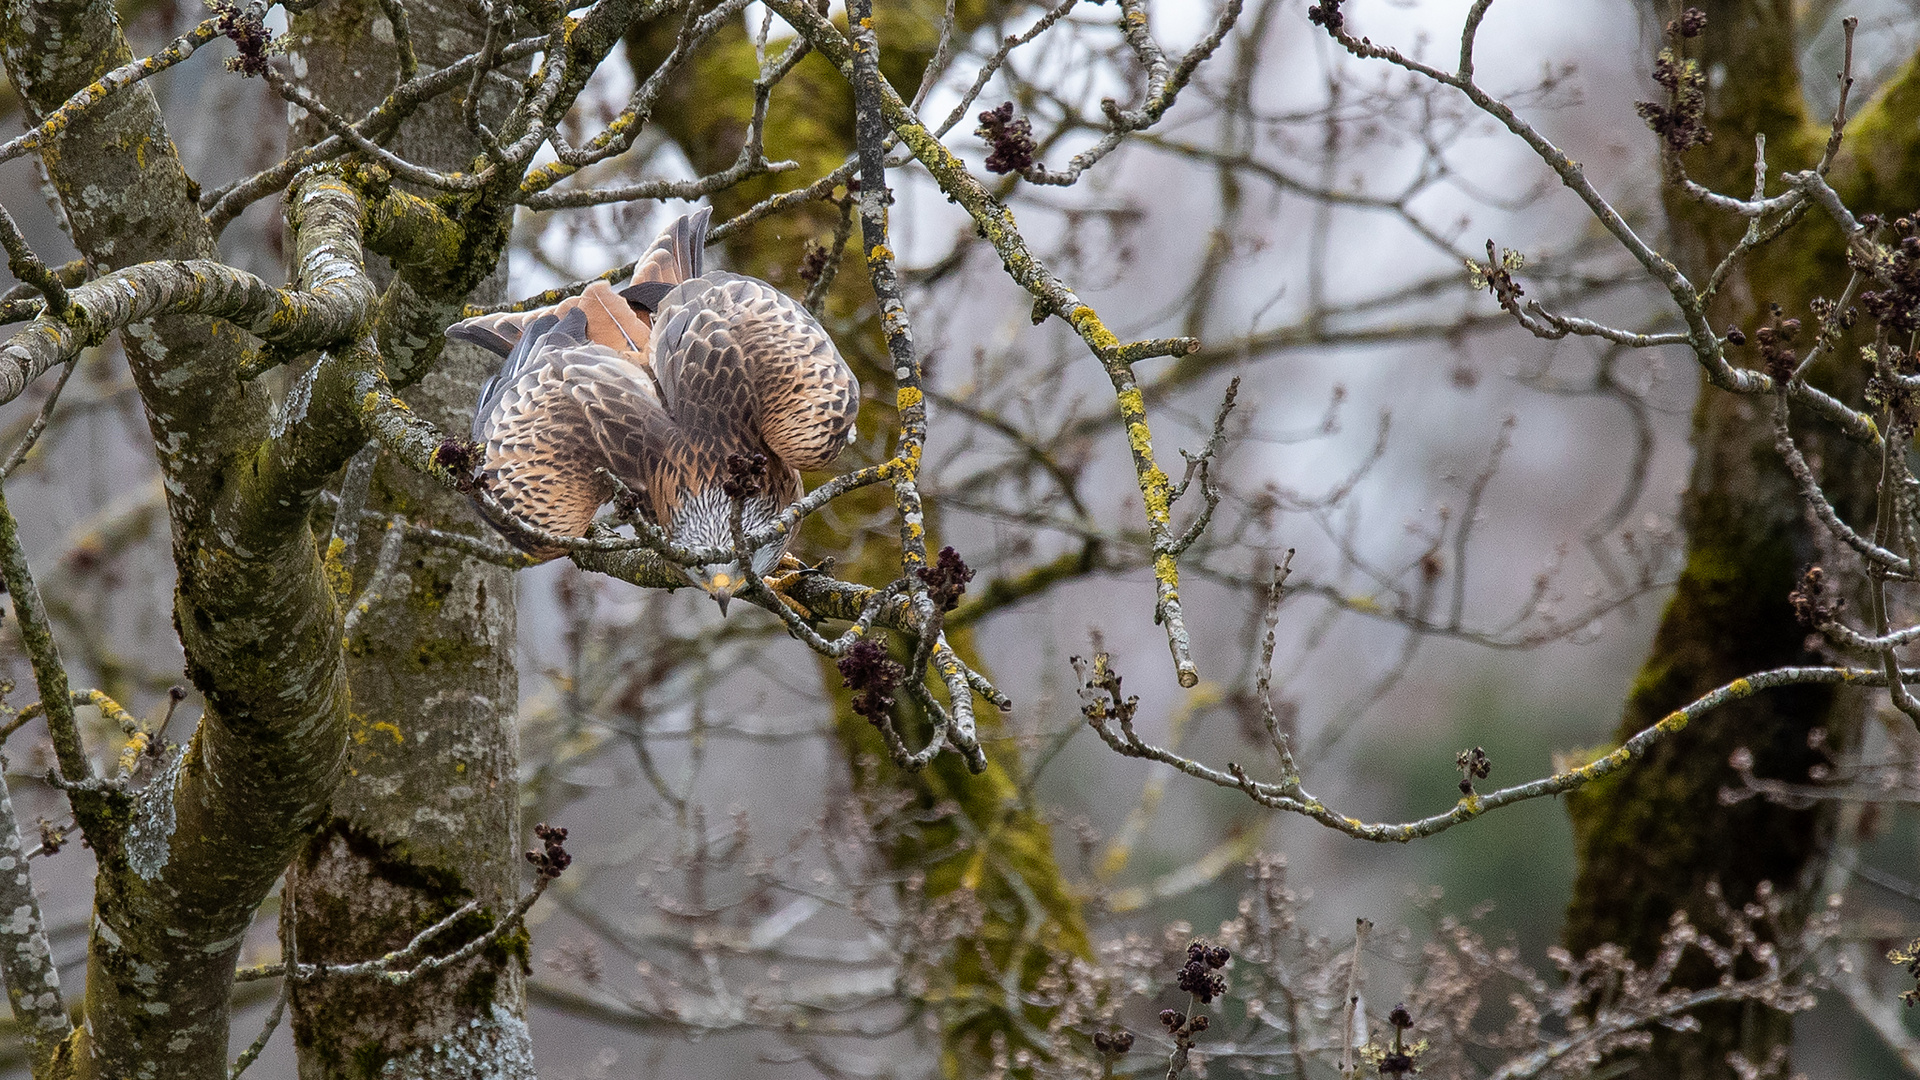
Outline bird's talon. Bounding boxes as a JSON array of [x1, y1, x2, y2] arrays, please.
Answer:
[[763, 570, 816, 620]]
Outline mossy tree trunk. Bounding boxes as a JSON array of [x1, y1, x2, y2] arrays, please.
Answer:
[[1564, 4, 1920, 1075], [0, 0, 359, 1073], [279, 3, 533, 1075], [629, 8, 1092, 1074]]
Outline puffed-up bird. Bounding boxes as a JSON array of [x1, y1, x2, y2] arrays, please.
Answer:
[[445, 208, 861, 613]]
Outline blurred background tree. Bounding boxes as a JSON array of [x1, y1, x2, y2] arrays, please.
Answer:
[[6, 1, 1920, 1078]]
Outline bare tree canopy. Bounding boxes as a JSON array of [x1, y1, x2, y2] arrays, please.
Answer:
[[10, 0, 1920, 1077]]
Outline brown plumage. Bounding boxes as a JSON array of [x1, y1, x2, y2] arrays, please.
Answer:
[[446, 209, 860, 609]]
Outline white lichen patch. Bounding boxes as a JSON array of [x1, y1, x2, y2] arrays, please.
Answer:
[[272, 359, 320, 439], [124, 320, 169, 364], [1, 902, 35, 936], [379, 1003, 535, 1079], [126, 752, 183, 881], [410, 805, 465, 832]]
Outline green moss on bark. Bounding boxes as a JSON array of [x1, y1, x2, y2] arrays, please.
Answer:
[[1562, 4, 1920, 1076], [628, 9, 1091, 1075]]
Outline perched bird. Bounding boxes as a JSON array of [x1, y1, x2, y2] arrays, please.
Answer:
[[446, 208, 861, 612]]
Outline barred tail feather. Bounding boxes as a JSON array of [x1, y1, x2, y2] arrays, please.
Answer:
[[627, 206, 712, 289]]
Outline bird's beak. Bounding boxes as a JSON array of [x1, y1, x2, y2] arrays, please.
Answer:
[[713, 588, 732, 616]]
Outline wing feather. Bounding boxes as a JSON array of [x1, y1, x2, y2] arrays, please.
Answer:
[[448, 280, 650, 362], [471, 307, 674, 556], [648, 272, 860, 473], [628, 207, 711, 289]]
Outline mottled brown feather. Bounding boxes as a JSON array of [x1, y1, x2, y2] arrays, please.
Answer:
[[448, 280, 651, 361], [455, 209, 858, 570], [628, 206, 708, 289]]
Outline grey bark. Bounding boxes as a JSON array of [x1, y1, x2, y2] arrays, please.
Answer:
[[0, 752, 65, 1072], [281, 2, 532, 1075], [1, 0, 379, 1075]]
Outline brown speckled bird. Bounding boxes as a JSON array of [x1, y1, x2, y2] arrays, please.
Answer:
[[446, 209, 861, 612]]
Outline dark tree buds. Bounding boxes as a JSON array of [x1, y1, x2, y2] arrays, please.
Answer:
[[838, 639, 904, 726], [212, 0, 274, 77], [723, 452, 769, 499], [432, 438, 479, 476], [1671, 7, 1707, 37], [1637, 15, 1711, 157], [1306, 0, 1344, 32], [1382, 1001, 1417, 1074], [916, 546, 975, 611], [1457, 746, 1491, 794], [1175, 938, 1230, 1003], [1754, 307, 1802, 382], [1091, 1029, 1133, 1055], [798, 243, 831, 284], [525, 823, 571, 878], [1861, 212, 1920, 334], [1160, 1007, 1210, 1033], [1789, 565, 1840, 629], [610, 481, 646, 521], [976, 102, 1037, 175], [433, 438, 485, 496]]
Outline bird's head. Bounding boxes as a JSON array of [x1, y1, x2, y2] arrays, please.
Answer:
[[688, 561, 747, 615], [672, 486, 786, 616]]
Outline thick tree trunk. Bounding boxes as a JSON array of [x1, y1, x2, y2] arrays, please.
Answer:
[[280, 3, 532, 1075], [2, 2, 362, 1075], [1564, 4, 1920, 1075], [629, 9, 1092, 1075]]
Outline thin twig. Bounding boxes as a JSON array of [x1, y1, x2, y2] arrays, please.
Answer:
[[0, 357, 77, 481], [228, 980, 287, 1078], [1339, 918, 1370, 1077]]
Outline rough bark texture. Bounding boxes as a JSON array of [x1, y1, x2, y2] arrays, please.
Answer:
[[281, 3, 531, 1076], [1, 1, 368, 1075], [1563, 4, 1920, 1075], [0, 730, 66, 1073], [628, 9, 1091, 1076]]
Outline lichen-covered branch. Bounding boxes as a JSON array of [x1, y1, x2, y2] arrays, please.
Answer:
[[765, 0, 1213, 686], [0, 15, 223, 170], [0, 171, 373, 411], [1081, 657, 1897, 843], [0, 755, 68, 1076], [1019, 0, 1242, 187], [517, 0, 749, 197], [0, 485, 95, 821], [201, 35, 547, 233], [846, 0, 989, 769]]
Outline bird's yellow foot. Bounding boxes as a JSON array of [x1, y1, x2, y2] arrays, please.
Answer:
[[764, 556, 821, 620], [764, 578, 815, 621]]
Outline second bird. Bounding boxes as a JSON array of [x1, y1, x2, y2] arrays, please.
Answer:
[[447, 208, 862, 612]]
